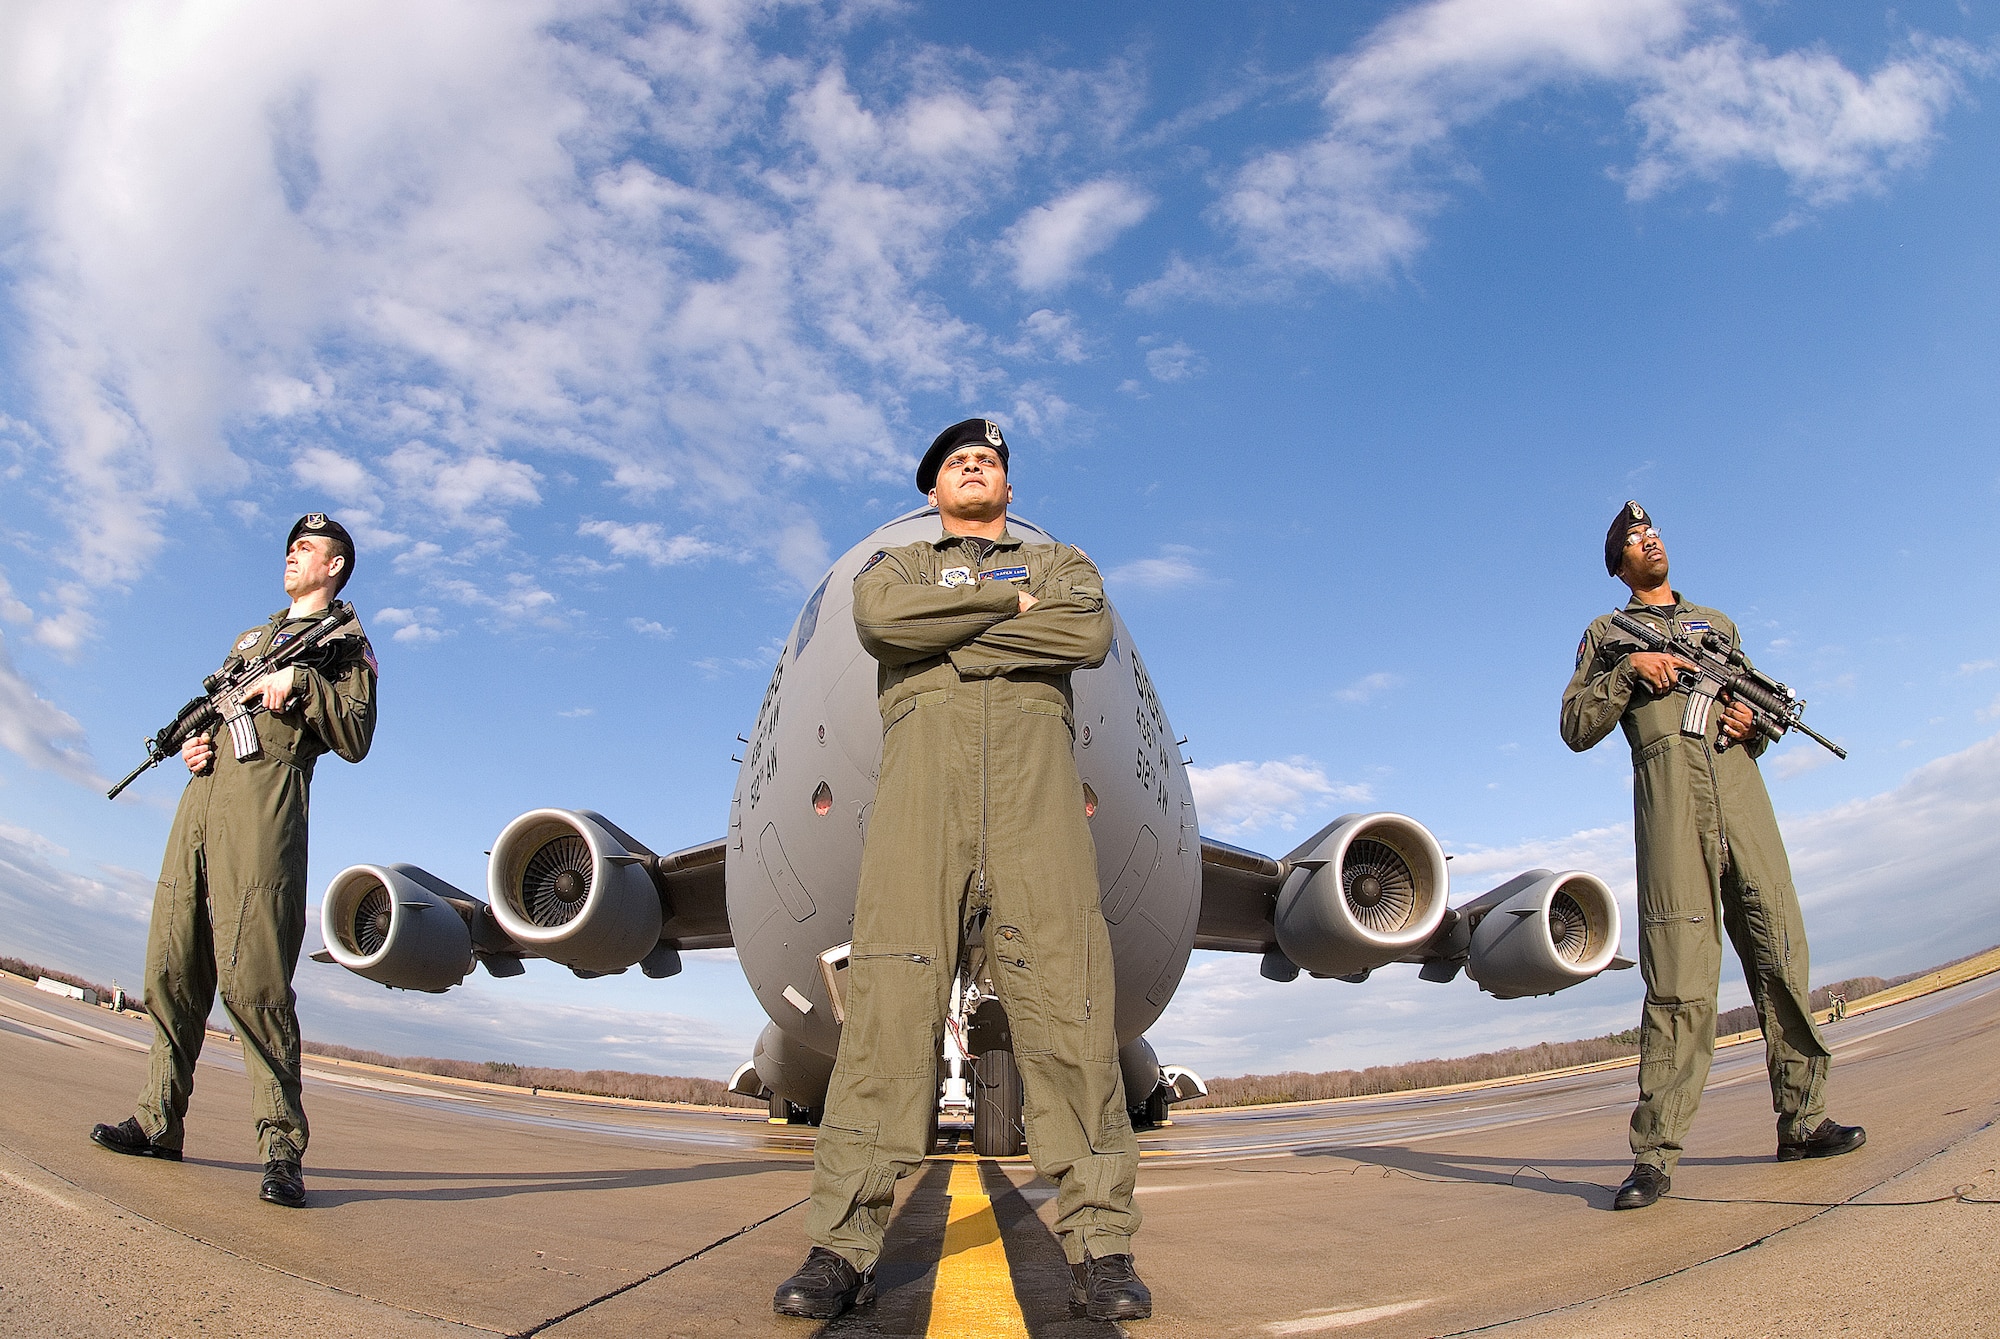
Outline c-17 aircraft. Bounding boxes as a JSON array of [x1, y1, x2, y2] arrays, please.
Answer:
[[316, 508, 1632, 1156]]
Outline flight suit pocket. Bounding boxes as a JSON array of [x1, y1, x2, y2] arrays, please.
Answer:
[[883, 689, 949, 735], [1016, 697, 1073, 735], [991, 923, 1056, 1057], [1638, 911, 1711, 1006], [217, 884, 306, 1008], [844, 946, 943, 1078]]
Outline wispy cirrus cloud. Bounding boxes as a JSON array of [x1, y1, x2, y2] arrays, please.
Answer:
[[1004, 177, 1154, 291], [1190, 756, 1372, 839], [1162, 0, 1987, 294]]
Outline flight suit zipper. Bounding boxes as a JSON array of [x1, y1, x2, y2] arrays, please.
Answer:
[[977, 678, 990, 897]]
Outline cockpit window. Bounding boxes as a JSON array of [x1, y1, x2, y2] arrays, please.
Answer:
[[793, 574, 831, 661]]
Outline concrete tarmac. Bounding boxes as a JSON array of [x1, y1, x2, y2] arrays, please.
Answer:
[[2, 970, 1996, 1338]]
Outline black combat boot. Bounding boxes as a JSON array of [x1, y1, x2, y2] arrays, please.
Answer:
[[89, 1117, 182, 1161], [772, 1247, 875, 1319], [259, 1158, 307, 1208], [1613, 1163, 1669, 1210], [1069, 1253, 1153, 1321], [1777, 1119, 1866, 1162]]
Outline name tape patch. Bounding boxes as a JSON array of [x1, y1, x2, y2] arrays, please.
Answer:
[[980, 565, 1030, 583], [1680, 619, 1712, 634]]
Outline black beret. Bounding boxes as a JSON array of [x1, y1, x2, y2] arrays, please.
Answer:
[[917, 418, 1009, 494], [288, 512, 356, 580], [1605, 499, 1651, 576]]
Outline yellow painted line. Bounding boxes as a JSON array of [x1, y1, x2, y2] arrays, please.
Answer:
[[926, 1157, 1029, 1339]]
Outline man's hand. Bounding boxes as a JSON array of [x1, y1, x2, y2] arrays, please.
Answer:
[[1718, 696, 1757, 743], [1017, 590, 1038, 614], [1629, 651, 1695, 694], [241, 668, 298, 714], [182, 733, 215, 775]]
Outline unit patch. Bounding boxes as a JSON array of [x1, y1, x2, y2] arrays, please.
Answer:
[[981, 565, 1030, 584], [938, 566, 974, 588], [235, 632, 260, 652]]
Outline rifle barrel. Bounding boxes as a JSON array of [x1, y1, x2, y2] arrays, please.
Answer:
[[106, 757, 156, 801]]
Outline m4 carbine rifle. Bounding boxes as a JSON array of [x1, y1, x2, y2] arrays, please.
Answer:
[[1608, 610, 1845, 760], [106, 600, 357, 800]]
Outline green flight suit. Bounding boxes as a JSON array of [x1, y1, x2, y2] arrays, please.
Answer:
[[804, 528, 1140, 1268], [137, 608, 377, 1162], [1562, 593, 1828, 1174]]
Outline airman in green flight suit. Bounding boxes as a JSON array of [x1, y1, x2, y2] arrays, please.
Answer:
[[91, 514, 377, 1209], [774, 419, 1149, 1323], [1562, 501, 1863, 1211]]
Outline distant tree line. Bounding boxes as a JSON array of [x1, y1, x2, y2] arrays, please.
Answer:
[[301, 1041, 767, 1109], [7, 946, 1994, 1113], [1179, 965, 1956, 1111]]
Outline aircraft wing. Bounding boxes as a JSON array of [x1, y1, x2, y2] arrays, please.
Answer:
[[1192, 837, 1282, 953], [654, 835, 732, 950], [1188, 813, 1631, 997], [315, 820, 733, 991]]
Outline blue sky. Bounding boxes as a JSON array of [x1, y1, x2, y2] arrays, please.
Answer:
[[2, 0, 1997, 1083]]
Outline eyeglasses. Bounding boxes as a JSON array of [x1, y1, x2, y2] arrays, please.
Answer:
[[1623, 527, 1661, 547]]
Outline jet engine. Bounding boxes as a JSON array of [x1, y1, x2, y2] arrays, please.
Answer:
[[321, 863, 476, 993], [1273, 813, 1451, 979], [487, 809, 663, 974], [1464, 870, 1622, 999]]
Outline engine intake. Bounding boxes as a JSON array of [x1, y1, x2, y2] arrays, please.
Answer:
[[1273, 813, 1450, 979], [321, 863, 476, 993], [488, 809, 664, 973], [1465, 870, 1622, 999]]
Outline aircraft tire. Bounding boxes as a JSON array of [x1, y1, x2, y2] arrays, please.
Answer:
[[973, 1049, 1025, 1157], [1145, 1089, 1170, 1127]]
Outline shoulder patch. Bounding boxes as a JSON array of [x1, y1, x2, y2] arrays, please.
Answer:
[[858, 550, 887, 575], [1575, 634, 1589, 670], [362, 642, 379, 676]]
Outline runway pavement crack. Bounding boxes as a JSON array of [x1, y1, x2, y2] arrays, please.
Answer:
[[1427, 1114, 2000, 1336], [514, 1195, 810, 1338], [0, 1138, 515, 1335]]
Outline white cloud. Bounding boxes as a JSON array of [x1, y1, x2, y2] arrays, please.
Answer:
[[0, 629, 99, 787], [1771, 744, 1837, 780], [291, 445, 381, 510], [1001, 309, 1091, 364], [1960, 661, 1998, 676], [1142, 340, 1204, 382], [579, 519, 719, 568], [1335, 671, 1400, 704], [0, 1, 1115, 636], [1622, 33, 1983, 216], [0, 825, 151, 978], [1189, 756, 1373, 839], [1106, 545, 1205, 592], [1003, 177, 1154, 291], [626, 618, 673, 639], [373, 605, 445, 645], [1210, 0, 1982, 285]]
